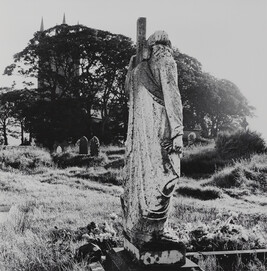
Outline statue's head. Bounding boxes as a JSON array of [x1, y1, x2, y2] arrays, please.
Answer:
[[147, 31, 172, 49]]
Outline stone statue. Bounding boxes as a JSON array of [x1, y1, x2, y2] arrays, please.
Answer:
[[121, 28, 185, 266]]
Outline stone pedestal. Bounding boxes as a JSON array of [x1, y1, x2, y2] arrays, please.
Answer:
[[105, 248, 204, 271], [124, 237, 186, 267]]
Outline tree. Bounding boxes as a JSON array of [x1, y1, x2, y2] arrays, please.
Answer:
[[0, 100, 14, 145], [5, 25, 253, 144], [0, 89, 36, 144], [4, 24, 135, 147], [174, 50, 254, 137]]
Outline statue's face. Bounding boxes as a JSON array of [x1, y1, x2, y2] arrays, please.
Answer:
[[142, 46, 150, 60]]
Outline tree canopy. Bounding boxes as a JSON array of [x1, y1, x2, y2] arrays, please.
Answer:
[[2, 25, 254, 146], [174, 50, 254, 137], [4, 24, 135, 146]]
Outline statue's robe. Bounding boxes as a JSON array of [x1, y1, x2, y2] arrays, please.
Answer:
[[122, 44, 183, 246]]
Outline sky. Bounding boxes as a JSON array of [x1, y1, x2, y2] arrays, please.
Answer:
[[0, 0, 267, 139]]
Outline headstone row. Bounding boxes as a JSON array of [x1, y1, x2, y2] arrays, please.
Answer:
[[79, 136, 100, 156], [54, 136, 100, 156]]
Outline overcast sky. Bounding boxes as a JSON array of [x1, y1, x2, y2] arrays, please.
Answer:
[[0, 0, 266, 138]]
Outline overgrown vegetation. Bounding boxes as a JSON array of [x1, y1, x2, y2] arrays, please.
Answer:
[[181, 130, 267, 179], [216, 129, 266, 159], [0, 138, 267, 270], [0, 146, 52, 171], [181, 143, 228, 178], [203, 154, 267, 194]]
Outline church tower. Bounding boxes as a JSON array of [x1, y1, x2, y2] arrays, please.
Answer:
[[62, 13, 66, 25], [37, 15, 80, 97], [38, 17, 45, 89], [40, 17, 44, 32]]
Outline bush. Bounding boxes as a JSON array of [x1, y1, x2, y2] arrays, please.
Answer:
[[0, 146, 53, 171], [215, 129, 266, 159]]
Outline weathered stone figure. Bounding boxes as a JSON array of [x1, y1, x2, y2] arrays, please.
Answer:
[[121, 21, 185, 266]]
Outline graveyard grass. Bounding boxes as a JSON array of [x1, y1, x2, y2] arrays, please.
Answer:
[[0, 144, 267, 270]]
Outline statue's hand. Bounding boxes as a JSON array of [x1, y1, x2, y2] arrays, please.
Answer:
[[172, 135, 183, 154]]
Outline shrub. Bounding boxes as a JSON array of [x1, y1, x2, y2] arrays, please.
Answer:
[[215, 129, 266, 159]]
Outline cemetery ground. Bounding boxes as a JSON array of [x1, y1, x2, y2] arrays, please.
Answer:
[[0, 144, 267, 271]]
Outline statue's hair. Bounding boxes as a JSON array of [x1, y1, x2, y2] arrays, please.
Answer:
[[153, 39, 172, 48], [147, 30, 172, 48]]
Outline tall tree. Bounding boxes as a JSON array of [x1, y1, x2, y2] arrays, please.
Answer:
[[0, 100, 14, 145], [174, 50, 254, 137], [4, 24, 135, 146]]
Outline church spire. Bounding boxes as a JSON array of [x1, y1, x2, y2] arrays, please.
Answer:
[[62, 13, 66, 24], [40, 17, 44, 32]]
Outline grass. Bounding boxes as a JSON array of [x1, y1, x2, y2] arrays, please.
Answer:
[[0, 143, 267, 270], [202, 154, 267, 194], [52, 151, 108, 169], [0, 168, 122, 271], [181, 143, 230, 178], [0, 146, 53, 171]]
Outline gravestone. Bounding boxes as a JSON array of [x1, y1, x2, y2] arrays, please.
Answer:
[[90, 136, 100, 157], [79, 136, 88, 154], [188, 132, 196, 147], [56, 146, 62, 153], [115, 17, 186, 269]]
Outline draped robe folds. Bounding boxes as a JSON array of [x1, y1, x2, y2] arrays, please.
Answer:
[[122, 44, 183, 246]]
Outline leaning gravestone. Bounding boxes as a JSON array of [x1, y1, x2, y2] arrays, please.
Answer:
[[79, 136, 88, 155], [90, 136, 100, 157]]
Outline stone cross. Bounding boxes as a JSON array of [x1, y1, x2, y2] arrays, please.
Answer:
[[135, 17, 147, 66]]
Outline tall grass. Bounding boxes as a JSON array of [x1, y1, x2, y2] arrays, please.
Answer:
[[181, 143, 229, 178], [203, 154, 267, 193], [0, 167, 122, 271], [0, 144, 267, 270], [0, 146, 52, 171]]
